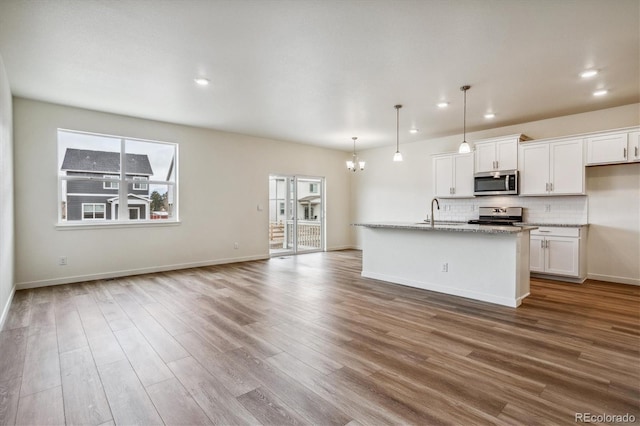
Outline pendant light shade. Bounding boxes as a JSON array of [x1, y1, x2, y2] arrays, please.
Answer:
[[393, 104, 403, 162], [346, 137, 365, 172], [458, 85, 471, 154]]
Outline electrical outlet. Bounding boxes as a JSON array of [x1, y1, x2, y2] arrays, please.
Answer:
[[441, 262, 448, 272], [59, 256, 67, 266], [233, 242, 239, 249]]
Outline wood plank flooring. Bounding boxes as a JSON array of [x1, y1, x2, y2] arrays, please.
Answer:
[[0, 250, 638, 425]]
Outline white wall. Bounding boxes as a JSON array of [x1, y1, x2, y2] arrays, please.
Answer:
[[0, 54, 15, 327], [13, 98, 353, 288], [353, 103, 640, 285]]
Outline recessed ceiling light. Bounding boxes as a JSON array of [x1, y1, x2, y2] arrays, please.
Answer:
[[580, 69, 598, 78], [194, 77, 210, 86], [593, 89, 608, 97], [437, 102, 449, 108], [409, 128, 419, 134], [484, 113, 496, 119]]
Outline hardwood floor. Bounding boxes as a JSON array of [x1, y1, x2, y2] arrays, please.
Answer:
[[0, 250, 638, 425]]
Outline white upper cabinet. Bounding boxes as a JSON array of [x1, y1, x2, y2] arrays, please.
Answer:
[[585, 132, 628, 165], [585, 128, 640, 165], [630, 131, 640, 162], [433, 152, 474, 198], [474, 134, 527, 173], [519, 138, 584, 196]]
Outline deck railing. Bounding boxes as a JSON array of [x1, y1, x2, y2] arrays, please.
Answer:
[[269, 220, 321, 250]]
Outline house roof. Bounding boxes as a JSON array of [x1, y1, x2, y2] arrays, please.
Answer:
[[61, 149, 153, 175]]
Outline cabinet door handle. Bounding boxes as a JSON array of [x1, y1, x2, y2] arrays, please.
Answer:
[[495, 160, 499, 169], [545, 183, 549, 192], [624, 148, 627, 159], [550, 182, 553, 192], [538, 230, 551, 233], [452, 187, 456, 194], [541, 239, 544, 248], [635, 146, 638, 158]]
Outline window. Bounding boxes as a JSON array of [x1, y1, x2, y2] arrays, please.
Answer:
[[103, 175, 119, 189], [309, 183, 318, 193], [82, 203, 106, 220], [58, 129, 178, 225], [133, 176, 148, 190]]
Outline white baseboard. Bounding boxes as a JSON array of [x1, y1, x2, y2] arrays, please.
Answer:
[[587, 273, 640, 286], [362, 271, 522, 308], [15, 255, 270, 290], [531, 273, 586, 284], [326, 245, 359, 251], [0, 285, 16, 330]]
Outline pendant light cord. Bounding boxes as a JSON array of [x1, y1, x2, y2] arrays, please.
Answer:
[[395, 104, 402, 152], [396, 107, 399, 151], [460, 85, 470, 142]]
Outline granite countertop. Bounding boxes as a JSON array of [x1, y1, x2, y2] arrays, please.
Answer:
[[515, 222, 589, 227], [353, 222, 538, 234]]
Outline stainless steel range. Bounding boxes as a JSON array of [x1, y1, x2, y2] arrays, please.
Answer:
[[468, 207, 523, 226]]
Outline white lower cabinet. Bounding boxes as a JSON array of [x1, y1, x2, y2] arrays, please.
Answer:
[[529, 226, 587, 282]]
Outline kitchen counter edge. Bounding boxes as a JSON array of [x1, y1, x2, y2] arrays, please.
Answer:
[[352, 222, 538, 234], [515, 222, 588, 227]]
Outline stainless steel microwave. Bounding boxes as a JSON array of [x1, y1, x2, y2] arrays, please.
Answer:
[[474, 170, 518, 196]]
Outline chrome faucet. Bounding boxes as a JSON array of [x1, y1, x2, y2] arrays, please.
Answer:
[[430, 198, 440, 227]]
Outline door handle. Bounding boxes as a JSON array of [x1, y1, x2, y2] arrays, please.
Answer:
[[624, 148, 627, 159], [549, 182, 553, 192], [541, 239, 544, 248], [635, 146, 638, 158]]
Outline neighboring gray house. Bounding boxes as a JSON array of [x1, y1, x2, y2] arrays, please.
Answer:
[[60, 149, 153, 220]]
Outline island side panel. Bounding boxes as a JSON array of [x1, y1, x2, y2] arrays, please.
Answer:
[[360, 227, 528, 307], [516, 231, 531, 304]]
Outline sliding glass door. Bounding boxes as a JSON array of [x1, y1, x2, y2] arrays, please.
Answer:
[[268, 175, 324, 256]]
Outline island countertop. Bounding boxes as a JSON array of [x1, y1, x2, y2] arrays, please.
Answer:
[[353, 221, 538, 234]]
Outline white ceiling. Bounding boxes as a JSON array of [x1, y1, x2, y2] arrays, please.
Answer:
[[0, 0, 638, 151]]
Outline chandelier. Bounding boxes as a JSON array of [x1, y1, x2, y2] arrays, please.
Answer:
[[346, 137, 365, 172]]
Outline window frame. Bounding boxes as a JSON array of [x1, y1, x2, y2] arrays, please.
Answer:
[[81, 203, 106, 220], [103, 175, 119, 190], [57, 129, 179, 228], [132, 176, 148, 191]]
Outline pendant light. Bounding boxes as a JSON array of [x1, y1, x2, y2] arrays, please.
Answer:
[[458, 85, 471, 154], [393, 104, 403, 162], [346, 137, 365, 172]]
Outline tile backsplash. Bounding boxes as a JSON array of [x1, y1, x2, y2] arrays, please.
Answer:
[[433, 195, 588, 224]]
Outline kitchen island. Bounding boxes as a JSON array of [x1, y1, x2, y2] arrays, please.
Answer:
[[354, 222, 537, 307]]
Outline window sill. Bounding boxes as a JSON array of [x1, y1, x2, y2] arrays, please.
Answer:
[[56, 220, 181, 230]]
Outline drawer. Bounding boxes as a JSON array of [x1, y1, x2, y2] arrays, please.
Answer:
[[531, 227, 580, 237]]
